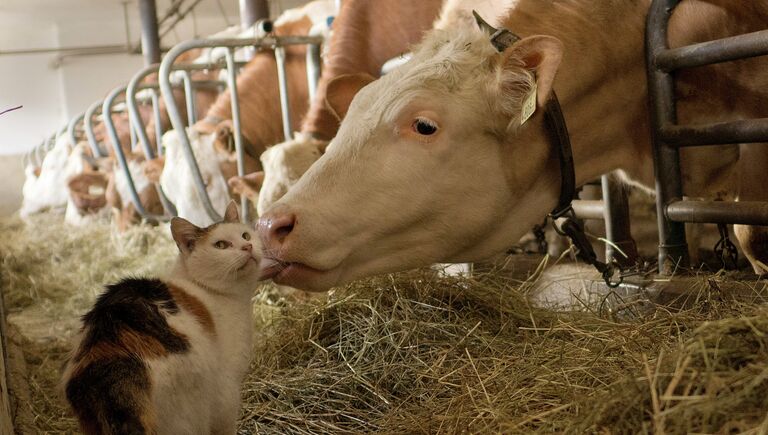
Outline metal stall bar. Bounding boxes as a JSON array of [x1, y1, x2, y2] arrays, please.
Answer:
[[127, 64, 164, 161], [274, 46, 293, 141], [224, 47, 251, 222], [647, 0, 768, 273], [306, 41, 321, 100], [84, 100, 107, 158], [159, 35, 323, 222], [646, 0, 689, 273], [68, 112, 85, 149], [667, 201, 768, 225], [601, 175, 638, 267], [179, 70, 198, 126], [150, 88, 164, 153], [102, 85, 168, 221], [128, 64, 228, 159]]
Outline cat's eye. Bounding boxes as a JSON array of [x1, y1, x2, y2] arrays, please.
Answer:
[[214, 240, 230, 249], [242, 232, 251, 241]]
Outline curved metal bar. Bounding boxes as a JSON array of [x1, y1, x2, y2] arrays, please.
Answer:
[[150, 88, 164, 154], [107, 85, 178, 220], [103, 86, 154, 219], [180, 70, 198, 126], [127, 64, 162, 161], [159, 36, 325, 222], [224, 47, 250, 222], [68, 112, 85, 149], [50, 125, 67, 150], [274, 46, 293, 141], [84, 100, 106, 158]]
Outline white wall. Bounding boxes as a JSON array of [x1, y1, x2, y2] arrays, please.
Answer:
[[0, 12, 66, 155]]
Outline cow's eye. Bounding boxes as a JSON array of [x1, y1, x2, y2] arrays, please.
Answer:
[[242, 232, 251, 241], [413, 118, 438, 136], [214, 240, 230, 249]]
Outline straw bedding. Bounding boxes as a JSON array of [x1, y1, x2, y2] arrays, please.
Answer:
[[2, 213, 768, 434]]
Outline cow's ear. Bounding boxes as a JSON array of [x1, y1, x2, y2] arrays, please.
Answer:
[[250, 171, 265, 191], [498, 35, 563, 118], [325, 73, 376, 122], [214, 120, 236, 153], [171, 217, 204, 253], [223, 200, 240, 223]]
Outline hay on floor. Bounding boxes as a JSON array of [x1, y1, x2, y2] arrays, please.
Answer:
[[1, 213, 768, 434]]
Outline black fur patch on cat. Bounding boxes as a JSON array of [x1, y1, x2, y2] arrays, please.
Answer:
[[77, 278, 190, 359], [65, 278, 192, 434], [65, 357, 152, 435]]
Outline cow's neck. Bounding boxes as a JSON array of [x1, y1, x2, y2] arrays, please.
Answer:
[[512, 5, 650, 187], [477, 1, 653, 253]]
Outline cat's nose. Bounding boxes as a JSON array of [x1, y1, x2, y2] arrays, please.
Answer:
[[241, 243, 253, 252]]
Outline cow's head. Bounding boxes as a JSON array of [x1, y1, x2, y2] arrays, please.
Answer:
[[259, 23, 564, 291]]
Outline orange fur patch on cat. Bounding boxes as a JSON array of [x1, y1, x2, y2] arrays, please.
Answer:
[[168, 283, 216, 336]]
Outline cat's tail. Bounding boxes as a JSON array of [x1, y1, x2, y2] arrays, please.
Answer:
[[63, 356, 157, 435]]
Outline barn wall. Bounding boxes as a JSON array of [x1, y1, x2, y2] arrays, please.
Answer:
[[0, 13, 66, 156]]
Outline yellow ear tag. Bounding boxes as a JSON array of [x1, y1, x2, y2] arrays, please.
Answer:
[[521, 82, 537, 125]]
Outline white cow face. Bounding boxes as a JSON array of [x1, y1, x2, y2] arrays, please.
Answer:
[[259, 25, 564, 291], [256, 133, 327, 216]]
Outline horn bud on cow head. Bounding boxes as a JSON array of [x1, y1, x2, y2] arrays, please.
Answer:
[[472, 10, 498, 35]]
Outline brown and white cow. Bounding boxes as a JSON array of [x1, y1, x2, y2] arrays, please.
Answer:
[[229, 0, 446, 215], [258, 1, 768, 291]]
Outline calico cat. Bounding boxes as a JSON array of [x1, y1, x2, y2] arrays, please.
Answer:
[[62, 201, 262, 434]]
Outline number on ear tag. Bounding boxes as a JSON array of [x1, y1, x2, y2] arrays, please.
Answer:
[[521, 82, 537, 125]]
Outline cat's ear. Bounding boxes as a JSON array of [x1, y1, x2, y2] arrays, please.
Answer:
[[223, 200, 240, 223], [171, 217, 204, 254]]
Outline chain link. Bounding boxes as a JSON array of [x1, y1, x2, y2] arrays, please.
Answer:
[[714, 223, 738, 270]]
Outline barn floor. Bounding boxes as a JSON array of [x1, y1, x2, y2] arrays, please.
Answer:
[[3, 213, 768, 434]]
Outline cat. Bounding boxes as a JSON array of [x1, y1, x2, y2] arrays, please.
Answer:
[[62, 201, 262, 434]]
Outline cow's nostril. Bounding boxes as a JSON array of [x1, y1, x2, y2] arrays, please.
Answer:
[[274, 222, 294, 241], [260, 213, 296, 245]]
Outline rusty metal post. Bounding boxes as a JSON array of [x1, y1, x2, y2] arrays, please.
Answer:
[[139, 0, 161, 65], [646, 0, 689, 273], [239, 0, 269, 29]]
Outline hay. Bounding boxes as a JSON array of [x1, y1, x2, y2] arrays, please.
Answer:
[[241, 270, 768, 434], [1, 213, 768, 434]]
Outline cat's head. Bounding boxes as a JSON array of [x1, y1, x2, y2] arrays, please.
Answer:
[[170, 201, 262, 290]]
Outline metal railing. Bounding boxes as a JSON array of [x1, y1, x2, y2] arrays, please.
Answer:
[[126, 62, 226, 162], [158, 34, 323, 223], [647, 0, 768, 273], [102, 85, 176, 220]]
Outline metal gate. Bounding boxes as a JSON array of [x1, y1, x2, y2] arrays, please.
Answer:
[[647, 0, 768, 274], [158, 31, 323, 223]]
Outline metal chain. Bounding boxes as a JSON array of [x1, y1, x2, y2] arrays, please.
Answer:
[[714, 223, 738, 270], [531, 211, 643, 288]]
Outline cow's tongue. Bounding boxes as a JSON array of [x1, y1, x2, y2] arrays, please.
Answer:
[[258, 257, 287, 280]]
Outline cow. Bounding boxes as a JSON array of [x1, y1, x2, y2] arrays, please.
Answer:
[[157, 0, 334, 226], [228, 0, 446, 216], [20, 132, 73, 218], [232, 0, 521, 217], [257, 0, 768, 291]]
